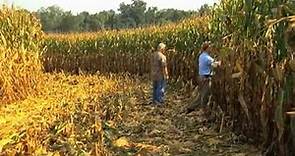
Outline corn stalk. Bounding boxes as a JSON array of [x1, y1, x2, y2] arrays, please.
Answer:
[[0, 6, 44, 103]]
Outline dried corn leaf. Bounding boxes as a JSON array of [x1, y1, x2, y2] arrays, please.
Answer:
[[0, 138, 12, 152], [238, 94, 250, 121], [275, 89, 285, 141], [290, 118, 295, 145], [232, 72, 242, 79], [272, 65, 283, 82], [113, 137, 130, 148], [253, 62, 264, 74], [288, 60, 295, 72], [236, 62, 243, 72]]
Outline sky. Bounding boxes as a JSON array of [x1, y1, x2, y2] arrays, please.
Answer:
[[0, 0, 219, 14]]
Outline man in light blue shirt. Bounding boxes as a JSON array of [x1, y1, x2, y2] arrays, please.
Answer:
[[199, 51, 215, 76], [186, 41, 221, 114]]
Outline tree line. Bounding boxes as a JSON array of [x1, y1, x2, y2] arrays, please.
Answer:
[[36, 0, 210, 33]]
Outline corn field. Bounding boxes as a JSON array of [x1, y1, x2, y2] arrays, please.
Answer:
[[0, 7, 43, 103], [43, 0, 295, 155], [1, 0, 295, 155]]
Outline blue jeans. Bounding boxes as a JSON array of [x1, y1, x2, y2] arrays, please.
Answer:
[[152, 79, 166, 103]]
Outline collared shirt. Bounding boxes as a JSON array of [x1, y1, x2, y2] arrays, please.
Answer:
[[198, 51, 214, 76], [151, 51, 167, 81]]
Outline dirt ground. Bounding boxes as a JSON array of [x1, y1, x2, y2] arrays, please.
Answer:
[[0, 74, 261, 155]]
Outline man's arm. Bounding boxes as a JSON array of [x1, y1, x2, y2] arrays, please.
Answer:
[[164, 66, 169, 79], [207, 55, 221, 68], [161, 56, 169, 79], [212, 61, 222, 68]]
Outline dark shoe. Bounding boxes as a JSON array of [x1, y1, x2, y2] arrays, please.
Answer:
[[186, 107, 195, 114], [185, 102, 199, 114]]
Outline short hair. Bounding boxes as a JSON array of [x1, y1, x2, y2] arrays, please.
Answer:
[[201, 41, 211, 51], [158, 43, 166, 51]]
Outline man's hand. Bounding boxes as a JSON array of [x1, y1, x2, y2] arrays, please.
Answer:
[[212, 61, 222, 68], [165, 75, 169, 80], [217, 61, 222, 66]]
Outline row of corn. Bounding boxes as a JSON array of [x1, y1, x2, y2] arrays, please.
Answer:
[[210, 0, 295, 155], [0, 6, 43, 103], [43, 17, 209, 79]]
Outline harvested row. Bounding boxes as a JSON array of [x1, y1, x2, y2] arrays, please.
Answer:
[[0, 73, 263, 155], [0, 73, 143, 155]]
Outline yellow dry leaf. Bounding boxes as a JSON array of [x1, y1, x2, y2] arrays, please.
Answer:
[[231, 72, 242, 79], [35, 146, 47, 155], [136, 143, 159, 152], [207, 138, 221, 146], [288, 60, 295, 71], [236, 61, 243, 72], [113, 137, 130, 148], [0, 138, 12, 151]]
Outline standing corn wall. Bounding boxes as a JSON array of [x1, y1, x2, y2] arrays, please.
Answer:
[[43, 17, 209, 82], [0, 7, 43, 103], [43, 0, 295, 155], [209, 0, 295, 155]]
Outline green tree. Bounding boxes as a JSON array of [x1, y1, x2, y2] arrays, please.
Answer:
[[37, 5, 64, 32], [79, 11, 91, 31], [145, 7, 157, 25], [118, 0, 147, 27], [60, 11, 84, 32], [36, 1, 198, 32], [198, 4, 210, 16]]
